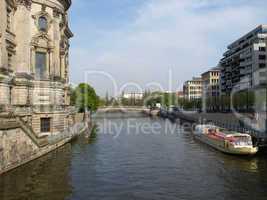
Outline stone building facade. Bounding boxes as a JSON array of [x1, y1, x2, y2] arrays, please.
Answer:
[[0, 0, 90, 175], [0, 0, 73, 137]]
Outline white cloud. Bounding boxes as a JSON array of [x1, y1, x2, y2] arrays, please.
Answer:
[[70, 0, 267, 96]]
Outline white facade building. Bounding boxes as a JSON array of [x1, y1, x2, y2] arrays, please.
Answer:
[[122, 93, 144, 100], [183, 77, 203, 100]]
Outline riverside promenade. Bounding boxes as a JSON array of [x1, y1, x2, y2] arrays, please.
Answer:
[[98, 106, 149, 113], [162, 110, 267, 147]]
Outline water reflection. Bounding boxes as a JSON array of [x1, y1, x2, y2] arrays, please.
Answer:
[[0, 144, 73, 200], [221, 156, 259, 173]]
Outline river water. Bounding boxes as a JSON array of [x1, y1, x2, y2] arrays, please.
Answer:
[[1, 113, 267, 200]]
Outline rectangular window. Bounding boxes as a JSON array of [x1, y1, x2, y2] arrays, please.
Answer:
[[259, 72, 267, 77], [35, 52, 47, 79], [259, 47, 266, 52], [259, 55, 266, 60], [41, 118, 51, 133], [259, 63, 266, 68]]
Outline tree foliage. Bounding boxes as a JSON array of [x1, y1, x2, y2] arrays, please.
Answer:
[[71, 83, 100, 112], [144, 92, 179, 108]]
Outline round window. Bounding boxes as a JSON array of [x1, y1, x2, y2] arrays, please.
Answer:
[[38, 16, 48, 31]]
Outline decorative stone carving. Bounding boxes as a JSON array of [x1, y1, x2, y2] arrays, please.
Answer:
[[60, 36, 69, 55], [16, 0, 32, 9], [32, 11, 53, 33], [53, 7, 62, 18], [31, 33, 53, 49]]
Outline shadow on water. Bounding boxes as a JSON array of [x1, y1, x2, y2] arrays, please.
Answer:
[[0, 144, 73, 200]]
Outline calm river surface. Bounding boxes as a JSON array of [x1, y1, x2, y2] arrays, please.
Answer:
[[1, 113, 267, 200]]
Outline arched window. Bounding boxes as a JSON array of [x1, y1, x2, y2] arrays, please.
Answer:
[[38, 16, 48, 32]]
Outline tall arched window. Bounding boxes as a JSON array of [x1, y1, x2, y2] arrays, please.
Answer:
[[38, 16, 48, 32]]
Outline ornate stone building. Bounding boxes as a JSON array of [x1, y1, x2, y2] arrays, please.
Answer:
[[0, 0, 73, 136]]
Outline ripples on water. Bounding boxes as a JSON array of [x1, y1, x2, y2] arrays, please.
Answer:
[[1, 113, 267, 200]]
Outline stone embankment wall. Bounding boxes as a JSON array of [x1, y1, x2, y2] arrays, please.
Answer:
[[0, 113, 90, 175], [0, 128, 39, 171]]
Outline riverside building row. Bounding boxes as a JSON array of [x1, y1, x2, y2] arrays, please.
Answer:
[[183, 24, 267, 101], [183, 68, 220, 100]]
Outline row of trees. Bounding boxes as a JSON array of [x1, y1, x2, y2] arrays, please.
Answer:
[[204, 89, 266, 112], [69, 84, 266, 113], [144, 89, 266, 112]]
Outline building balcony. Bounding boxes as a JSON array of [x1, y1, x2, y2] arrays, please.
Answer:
[[259, 80, 267, 85], [225, 67, 232, 72]]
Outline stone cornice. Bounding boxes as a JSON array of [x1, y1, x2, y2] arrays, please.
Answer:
[[64, 25, 74, 38], [60, 0, 71, 11], [31, 0, 71, 11]]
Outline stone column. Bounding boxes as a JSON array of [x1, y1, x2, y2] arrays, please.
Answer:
[[53, 9, 61, 77], [14, 2, 32, 74], [65, 51, 69, 83], [60, 54, 65, 79], [0, 33, 2, 69], [0, 0, 7, 69], [49, 49, 54, 76], [30, 46, 35, 74]]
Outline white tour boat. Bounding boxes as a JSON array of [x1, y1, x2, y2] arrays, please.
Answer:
[[193, 125, 258, 155]]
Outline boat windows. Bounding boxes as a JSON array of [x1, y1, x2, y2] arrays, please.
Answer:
[[233, 136, 252, 146]]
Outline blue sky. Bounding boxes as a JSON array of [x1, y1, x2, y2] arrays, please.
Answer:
[[69, 0, 267, 96]]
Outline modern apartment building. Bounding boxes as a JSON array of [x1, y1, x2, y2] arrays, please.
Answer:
[[201, 67, 221, 98], [183, 77, 203, 100], [220, 25, 267, 94]]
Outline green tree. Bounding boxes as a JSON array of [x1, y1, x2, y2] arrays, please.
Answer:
[[74, 83, 100, 112]]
